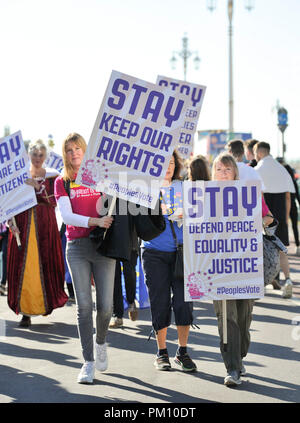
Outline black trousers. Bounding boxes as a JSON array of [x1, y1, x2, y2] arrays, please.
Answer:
[[141, 248, 193, 332], [0, 231, 8, 286], [290, 195, 299, 246], [113, 250, 138, 318]]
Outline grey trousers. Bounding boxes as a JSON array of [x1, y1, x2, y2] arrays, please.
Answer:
[[213, 299, 254, 373], [66, 237, 116, 362]]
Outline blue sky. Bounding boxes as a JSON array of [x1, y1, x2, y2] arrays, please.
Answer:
[[1, 0, 300, 160]]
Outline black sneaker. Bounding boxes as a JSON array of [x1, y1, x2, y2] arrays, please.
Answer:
[[174, 353, 197, 372], [154, 354, 171, 371]]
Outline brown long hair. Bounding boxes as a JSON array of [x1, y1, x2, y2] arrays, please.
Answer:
[[172, 149, 183, 181], [189, 155, 211, 181], [62, 133, 87, 181]]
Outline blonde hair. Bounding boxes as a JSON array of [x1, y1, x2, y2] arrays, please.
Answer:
[[212, 152, 239, 180], [28, 139, 47, 156], [62, 133, 87, 181]]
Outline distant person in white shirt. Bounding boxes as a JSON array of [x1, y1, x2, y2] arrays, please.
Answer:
[[254, 141, 296, 298], [226, 139, 265, 190]]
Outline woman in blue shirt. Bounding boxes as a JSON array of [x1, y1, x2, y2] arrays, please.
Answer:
[[142, 150, 196, 372]]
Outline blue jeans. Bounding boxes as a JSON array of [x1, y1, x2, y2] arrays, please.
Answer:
[[66, 237, 116, 362]]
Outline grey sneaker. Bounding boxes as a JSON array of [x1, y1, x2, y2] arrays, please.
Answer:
[[154, 354, 171, 371], [224, 370, 242, 386], [77, 361, 95, 384], [282, 278, 293, 298]]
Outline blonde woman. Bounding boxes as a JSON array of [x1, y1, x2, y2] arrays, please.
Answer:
[[54, 133, 115, 384], [212, 153, 273, 386], [7, 140, 68, 327]]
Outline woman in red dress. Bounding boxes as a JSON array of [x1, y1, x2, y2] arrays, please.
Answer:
[[7, 140, 68, 327]]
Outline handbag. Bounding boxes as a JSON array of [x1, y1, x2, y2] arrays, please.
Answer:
[[263, 218, 288, 286], [169, 220, 184, 280]]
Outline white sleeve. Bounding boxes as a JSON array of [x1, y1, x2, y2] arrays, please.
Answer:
[[57, 196, 90, 228]]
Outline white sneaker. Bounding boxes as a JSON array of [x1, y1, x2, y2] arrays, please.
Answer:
[[95, 339, 108, 372], [77, 361, 95, 384], [224, 371, 242, 386], [282, 278, 293, 299], [109, 317, 123, 328]]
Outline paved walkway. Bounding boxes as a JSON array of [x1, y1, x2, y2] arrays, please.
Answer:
[[0, 242, 299, 406]]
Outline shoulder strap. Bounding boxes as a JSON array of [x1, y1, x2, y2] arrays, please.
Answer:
[[169, 220, 179, 247], [63, 179, 71, 197]]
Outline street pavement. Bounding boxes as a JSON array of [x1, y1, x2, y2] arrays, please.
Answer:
[[0, 242, 299, 408]]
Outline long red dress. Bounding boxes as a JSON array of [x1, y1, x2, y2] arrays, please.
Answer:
[[7, 170, 68, 316]]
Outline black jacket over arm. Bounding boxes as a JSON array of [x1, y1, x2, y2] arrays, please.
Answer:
[[89, 197, 165, 261]]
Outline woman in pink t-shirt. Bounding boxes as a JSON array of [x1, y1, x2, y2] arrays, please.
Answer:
[[54, 133, 115, 385]]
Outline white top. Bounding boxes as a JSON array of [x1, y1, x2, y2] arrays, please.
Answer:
[[237, 162, 265, 192], [57, 196, 90, 228], [45, 168, 61, 178], [254, 155, 295, 194]]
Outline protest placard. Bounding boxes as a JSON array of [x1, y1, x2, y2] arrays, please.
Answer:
[[76, 70, 189, 209], [44, 150, 63, 172], [183, 180, 264, 301], [0, 131, 37, 223], [156, 76, 206, 159]]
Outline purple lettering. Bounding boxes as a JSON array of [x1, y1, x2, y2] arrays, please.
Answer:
[[180, 85, 190, 95], [150, 154, 164, 177], [142, 91, 164, 123], [127, 146, 143, 170], [96, 136, 113, 159], [158, 80, 168, 87], [10, 135, 21, 157], [99, 112, 113, 131], [170, 82, 179, 91], [108, 78, 129, 110], [129, 84, 148, 115], [141, 150, 155, 172], [242, 186, 257, 216], [160, 133, 172, 152], [115, 142, 130, 165], [188, 187, 203, 218], [164, 97, 184, 127], [205, 187, 220, 217], [191, 88, 203, 107], [223, 187, 238, 216], [0, 142, 10, 164]]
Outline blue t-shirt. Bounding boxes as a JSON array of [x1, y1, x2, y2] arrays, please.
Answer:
[[143, 180, 183, 252]]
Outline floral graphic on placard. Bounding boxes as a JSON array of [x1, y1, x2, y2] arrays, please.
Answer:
[[186, 271, 213, 299], [81, 159, 108, 187]]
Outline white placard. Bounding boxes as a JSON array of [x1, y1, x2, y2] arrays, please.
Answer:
[[183, 180, 264, 301], [0, 131, 37, 222], [156, 75, 206, 159], [76, 70, 189, 209]]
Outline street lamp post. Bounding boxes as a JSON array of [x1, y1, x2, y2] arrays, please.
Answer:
[[170, 33, 200, 81], [207, 0, 255, 137]]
